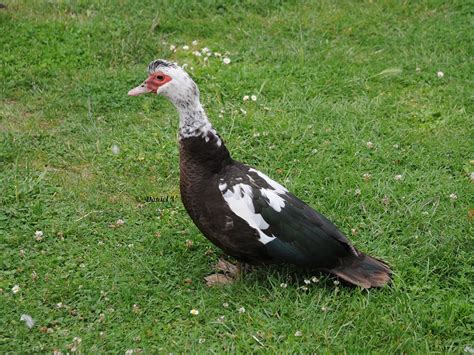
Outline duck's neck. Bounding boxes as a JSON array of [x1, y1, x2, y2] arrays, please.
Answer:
[[174, 98, 231, 174], [175, 99, 221, 146]]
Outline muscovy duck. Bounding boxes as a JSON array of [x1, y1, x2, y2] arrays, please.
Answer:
[[128, 59, 391, 288]]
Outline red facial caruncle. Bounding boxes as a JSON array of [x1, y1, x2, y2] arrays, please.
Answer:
[[128, 71, 172, 96]]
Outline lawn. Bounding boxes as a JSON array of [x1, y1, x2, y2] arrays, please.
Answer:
[[1, 0, 472, 353]]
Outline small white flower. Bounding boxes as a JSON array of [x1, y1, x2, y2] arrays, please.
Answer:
[[202, 47, 210, 53], [222, 302, 229, 308], [304, 279, 311, 285], [449, 193, 457, 200], [333, 280, 340, 285], [363, 173, 371, 181], [203, 56, 208, 62], [437, 71, 444, 78], [182, 45, 189, 50], [192, 40, 198, 46], [206, 52, 212, 57], [56, 302, 63, 308], [354, 188, 361, 196], [238, 306, 246, 313], [169, 45, 176, 51], [366, 141, 374, 149], [222, 57, 231, 65], [97, 241, 104, 246], [243, 95, 249, 101], [12, 285, 20, 294], [300, 286, 308, 291], [116, 219, 124, 226], [294, 330, 302, 337], [19, 249, 25, 257], [111, 144, 120, 154], [214, 52, 222, 57], [190, 309, 199, 315], [470, 172, 474, 181], [198, 337, 206, 344], [311, 277, 319, 283], [394, 174, 403, 181], [321, 306, 328, 312], [182, 63, 188, 69], [251, 95, 257, 102], [20, 314, 35, 329], [34, 230, 43, 241], [125, 350, 134, 355], [280, 283, 288, 288], [464, 345, 474, 354], [351, 228, 357, 235], [192, 51, 202, 57], [416, 67, 421, 72], [240, 108, 247, 115], [393, 144, 400, 149], [73, 337, 82, 345], [218, 113, 224, 118]]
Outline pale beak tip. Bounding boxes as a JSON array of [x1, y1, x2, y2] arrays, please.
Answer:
[[128, 85, 152, 96]]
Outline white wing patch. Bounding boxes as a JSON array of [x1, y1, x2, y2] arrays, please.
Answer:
[[260, 188, 286, 212], [222, 184, 269, 230], [220, 182, 276, 245], [248, 168, 288, 193], [219, 170, 289, 245], [256, 229, 275, 244]]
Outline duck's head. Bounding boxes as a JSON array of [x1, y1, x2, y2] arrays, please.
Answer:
[[128, 59, 199, 107]]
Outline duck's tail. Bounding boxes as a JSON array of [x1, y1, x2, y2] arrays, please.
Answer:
[[330, 253, 392, 288]]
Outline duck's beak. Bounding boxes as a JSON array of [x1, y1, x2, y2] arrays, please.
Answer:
[[128, 82, 153, 96]]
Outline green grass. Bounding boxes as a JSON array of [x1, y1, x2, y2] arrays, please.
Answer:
[[1, 0, 472, 352]]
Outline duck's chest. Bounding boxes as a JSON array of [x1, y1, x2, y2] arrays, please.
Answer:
[[179, 160, 217, 214], [179, 162, 238, 256], [178, 136, 230, 224]]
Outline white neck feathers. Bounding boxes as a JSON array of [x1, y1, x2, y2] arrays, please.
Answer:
[[174, 96, 221, 147]]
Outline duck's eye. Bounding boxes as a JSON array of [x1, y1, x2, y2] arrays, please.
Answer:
[[156, 75, 164, 81]]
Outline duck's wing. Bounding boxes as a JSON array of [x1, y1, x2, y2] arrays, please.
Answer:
[[218, 164, 358, 269]]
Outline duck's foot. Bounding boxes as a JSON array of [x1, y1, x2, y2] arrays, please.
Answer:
[[216, 258, 241, 278], [204, 273, 234, 287], [204, 259, 242, 286]]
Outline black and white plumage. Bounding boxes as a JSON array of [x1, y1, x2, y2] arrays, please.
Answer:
[[129, 59, 392, 288]]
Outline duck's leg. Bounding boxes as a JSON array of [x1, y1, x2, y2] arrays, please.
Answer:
[[216, 258, 240, 278], [217, 260, 253, 279], [204, 258, 243, 286]]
